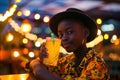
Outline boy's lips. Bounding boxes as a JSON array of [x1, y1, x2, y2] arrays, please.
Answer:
[[62, 43, 71, 48]]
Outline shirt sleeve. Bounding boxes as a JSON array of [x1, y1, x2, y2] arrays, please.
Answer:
[[78, 57, 110, 80]]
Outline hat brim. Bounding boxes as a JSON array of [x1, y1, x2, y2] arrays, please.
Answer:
[[49, 11, 97, 42]]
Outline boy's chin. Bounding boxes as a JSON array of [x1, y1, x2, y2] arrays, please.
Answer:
[[65, 48, 73, 53]]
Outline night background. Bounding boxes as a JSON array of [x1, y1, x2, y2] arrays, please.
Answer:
[[0, 0, 120, 80]]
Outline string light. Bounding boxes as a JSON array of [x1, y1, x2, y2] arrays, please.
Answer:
[[86, 35, 103, 48], [21, 19, 32, 33], [9, 18, 103, 49], [8, 18, 23, 34], [25, 33, 37, 41], [0, 4, 17, 22], [9, 19, 41, 42]]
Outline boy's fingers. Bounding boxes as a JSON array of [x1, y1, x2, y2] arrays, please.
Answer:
[[39, 51, 48, 58]]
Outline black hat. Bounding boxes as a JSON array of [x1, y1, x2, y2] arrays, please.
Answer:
[[49, 8, 97, 42]]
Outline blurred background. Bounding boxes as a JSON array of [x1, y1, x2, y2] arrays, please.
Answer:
[[0, 0, 120, 80]]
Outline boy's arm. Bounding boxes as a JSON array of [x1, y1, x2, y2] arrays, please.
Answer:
[[30, 59, 63, 80]]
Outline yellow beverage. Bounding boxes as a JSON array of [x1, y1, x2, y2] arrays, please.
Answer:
[[43, 37, 61, 66]]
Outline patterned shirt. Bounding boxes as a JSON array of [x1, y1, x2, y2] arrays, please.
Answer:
[[46, 49, 110, 80]]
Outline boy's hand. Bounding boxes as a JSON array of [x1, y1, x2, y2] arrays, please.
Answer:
[[39, 42, 48, 63]]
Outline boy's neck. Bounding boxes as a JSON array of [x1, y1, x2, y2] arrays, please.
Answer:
[[73, 44, 89, 68], [73, 44, 89, 59]]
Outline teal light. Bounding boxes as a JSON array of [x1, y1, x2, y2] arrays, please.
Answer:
[[33, 27, 42, 34], [101, 24, 114, 32], [45, 27, 51, 34]]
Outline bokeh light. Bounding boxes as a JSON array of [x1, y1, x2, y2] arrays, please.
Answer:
[[17, 11, 22, 16], [112, 35, 117, 41], [28, 52, 35, 58], [6, 33, 14, 42], [15, 0, 22, 3], [45, 27, 51, 34], [13, 51, 20, 58], [23, 9, 31, 16], [23, 48, 29, 55], [22, 38, 28, 44], [104, 34, 109, 40], [21, 19, 32, 33], [34, 13, 40, 20], [35, 41, 41, 47], [97, 29, 101, 35], [101, 24, 114, 32], [114, 39, 120, 45], [96, 18, 102, 24], [43, 15, 50, 23]]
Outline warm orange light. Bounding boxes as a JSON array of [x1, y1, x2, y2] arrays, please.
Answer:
[[15, 0, 22, 3], [13, 51, 20, 57], [43, 16, 50, 23], [114, 39, 119, 45], [109, 53, 119, 61], [23, 48, 29, 55], [17, 11, 22, 16], [6, 33, 14, 42], [28, 52, 35, 58], [112, 35, 117, 41], [22, 38, 28, 44], [86, 35, 103, 48], [21, 19, 32, 33], [20, 61, 27, 68], [13, 4, 17, 8]]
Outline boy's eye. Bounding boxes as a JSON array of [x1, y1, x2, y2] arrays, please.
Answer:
[[58, 33, 63, 39], [67, 31, 73, 34]]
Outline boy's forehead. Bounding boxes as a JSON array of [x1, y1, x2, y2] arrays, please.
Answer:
[[58, 22, 73, 30]]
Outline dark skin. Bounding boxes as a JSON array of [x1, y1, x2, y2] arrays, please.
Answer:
[[29, 19, 90, 80], [58, 19, 89, 67]]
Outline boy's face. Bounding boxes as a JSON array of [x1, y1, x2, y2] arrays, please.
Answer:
[[57, 20, 88, 52]]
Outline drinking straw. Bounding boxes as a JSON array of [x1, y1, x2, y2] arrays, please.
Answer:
[[51, 33, 55, 44]]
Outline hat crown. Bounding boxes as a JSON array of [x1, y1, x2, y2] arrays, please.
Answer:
[[49, 8, 97, 42], [66, 8, 84, 14]]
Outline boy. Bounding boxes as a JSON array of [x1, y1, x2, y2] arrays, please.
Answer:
[[28, 8, 110, 80]]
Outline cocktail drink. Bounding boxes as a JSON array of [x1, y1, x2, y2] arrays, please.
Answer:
[[43, 37, 61, 66]]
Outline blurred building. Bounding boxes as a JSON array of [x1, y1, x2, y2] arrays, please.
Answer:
[[0, 0, 120, 80]]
